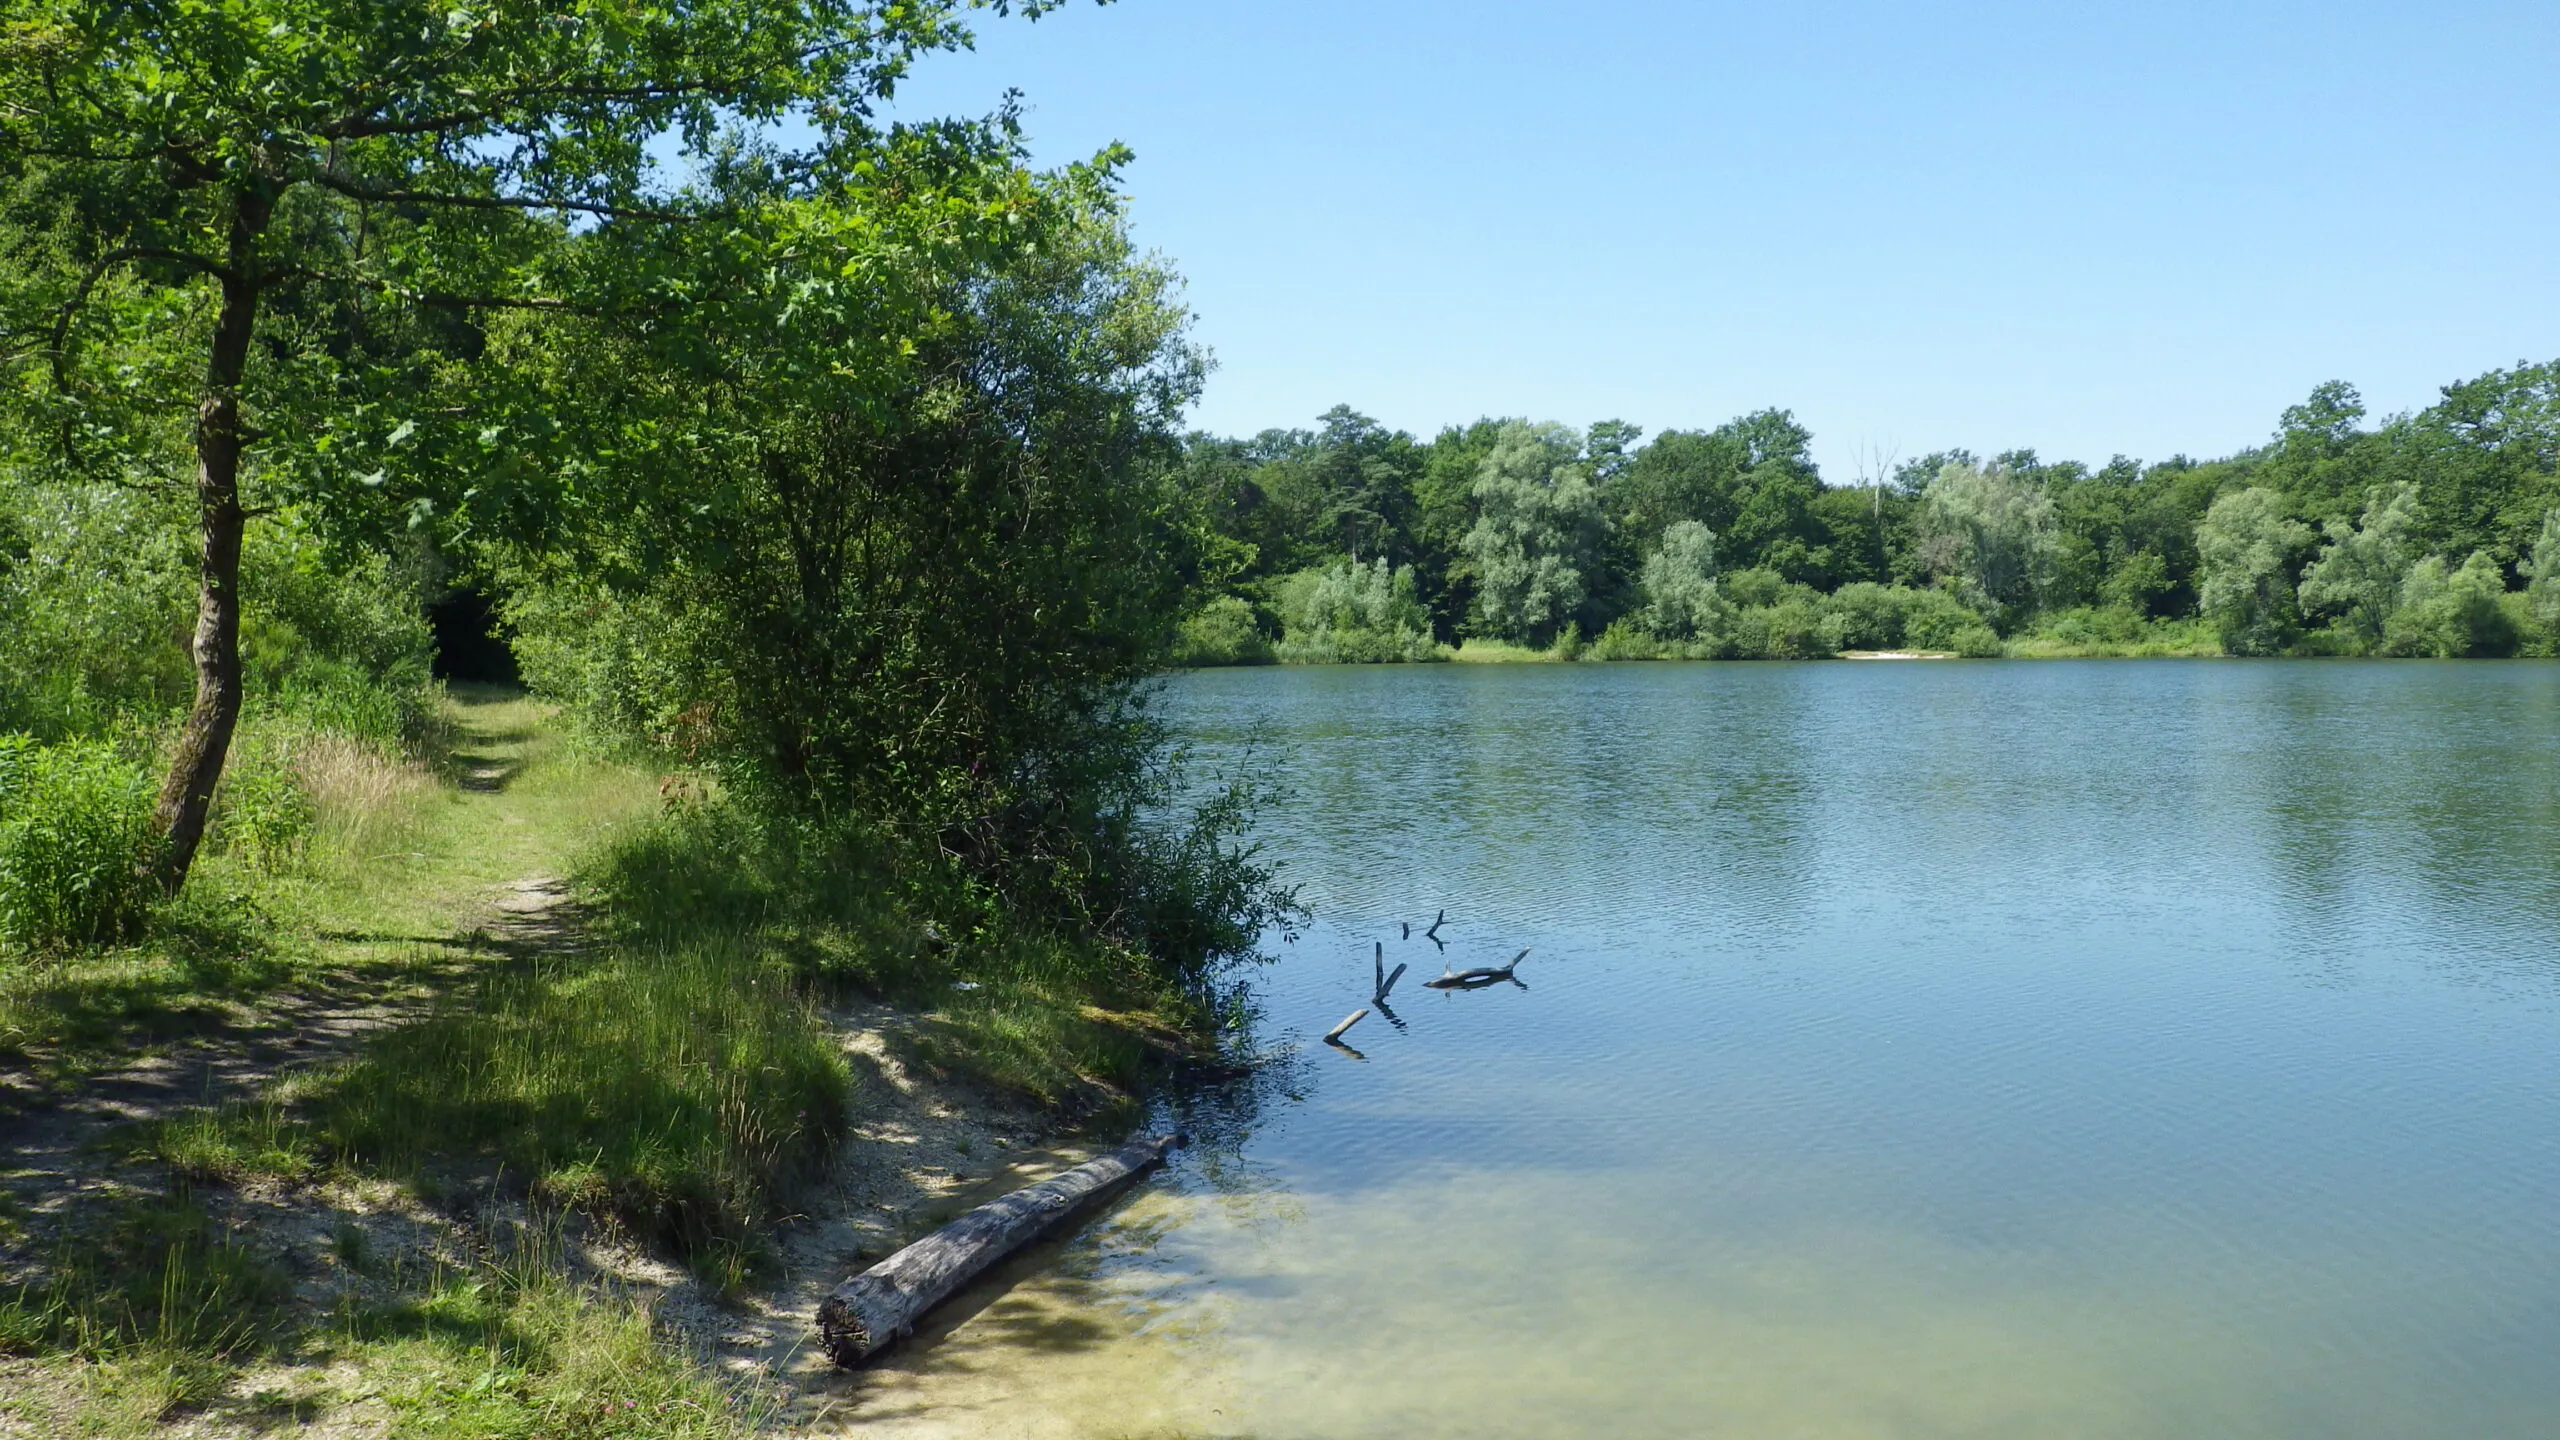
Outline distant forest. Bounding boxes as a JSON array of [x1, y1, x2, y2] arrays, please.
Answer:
[[1172, 364, 2560, 662]]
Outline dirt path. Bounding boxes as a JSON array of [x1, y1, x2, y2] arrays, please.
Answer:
[[0, 874, 584, 1254]]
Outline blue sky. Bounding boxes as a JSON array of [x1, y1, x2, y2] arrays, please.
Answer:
[[882, 0, 2559, 477]]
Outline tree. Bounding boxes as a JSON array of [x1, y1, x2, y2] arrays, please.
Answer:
[[1636, 519, 1725, 640], [1913, 459, 2058, 618], [510, 165, 1231, 942], [1460, 421, 1605, 645], [2527, 507, 2560, 635], [0, 0, 1044, 892], [2296, 481, 2418, 645], [2195, 486, 2312, 655], [1273, 558, 1436, 663], [2384, 552, 2516, 657]]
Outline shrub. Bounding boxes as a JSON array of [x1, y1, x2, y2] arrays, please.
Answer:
[[0, 735, 157, 950], [1817, 582, 1909, 651], [209, 736, 315, 872], [1636, 521, 1728, 640], [1271, 559, 1439, 663], [1728, 598, 1828, 659], [1587, 618, 1670, 660], [1172, 595, 1273, 666], [1901, 587, 2002, 656]]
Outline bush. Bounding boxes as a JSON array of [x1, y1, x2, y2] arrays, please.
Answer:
[[1728, 598, 1829, 659], [208, 733, 316, 872], [2384, 552, 2517, 657], [0, 735, 157, 950], [1817, 582, 1908, 651], [1270, 559, 1440, 663], [1587, 618, 1670, 660], [1901, 587, 2003, 656], [1171, 595, 1274, 666]]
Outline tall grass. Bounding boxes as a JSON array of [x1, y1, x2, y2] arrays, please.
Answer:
[[582, 799, 1203, 1113]]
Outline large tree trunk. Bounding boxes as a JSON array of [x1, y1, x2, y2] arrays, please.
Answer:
[[152, 193, 268, 895]]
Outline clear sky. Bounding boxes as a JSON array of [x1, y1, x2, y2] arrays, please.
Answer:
[[882, 0, 2560, 478]]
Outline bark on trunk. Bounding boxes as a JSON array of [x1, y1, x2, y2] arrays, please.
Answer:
[[152, 191, 269, 896], [816, 1133, 1181, 1367]]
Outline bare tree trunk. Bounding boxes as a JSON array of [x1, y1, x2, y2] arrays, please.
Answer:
[[152, 192, 268, 896]]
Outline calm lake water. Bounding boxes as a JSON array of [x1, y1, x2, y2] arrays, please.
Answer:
[[837, 660, 2560, 1439]]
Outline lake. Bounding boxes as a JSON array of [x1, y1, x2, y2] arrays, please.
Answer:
[[835, 660, 2560, 1438]]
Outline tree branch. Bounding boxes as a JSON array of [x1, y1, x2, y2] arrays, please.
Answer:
[[312, 172, 698, 224]]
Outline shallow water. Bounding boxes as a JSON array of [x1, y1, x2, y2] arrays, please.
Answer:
[[834, 661, 2560, 1439]]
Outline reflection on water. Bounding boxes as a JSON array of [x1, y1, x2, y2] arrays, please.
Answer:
[[830, 661, 2560, 1439]]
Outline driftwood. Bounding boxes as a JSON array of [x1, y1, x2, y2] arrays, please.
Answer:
[[1372, 942, 1413, 999], [1325, 1007, 1369, 1042], [817, 1133, 1182, 1367], [1424, 948, 1530, 990]]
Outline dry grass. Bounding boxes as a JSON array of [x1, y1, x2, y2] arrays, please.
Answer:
[[293, 732, 439, 870]]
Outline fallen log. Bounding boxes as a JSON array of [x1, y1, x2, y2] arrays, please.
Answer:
[[817, 1133, 1182, 1367]]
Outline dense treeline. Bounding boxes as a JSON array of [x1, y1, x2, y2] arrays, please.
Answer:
[[1176, 371, 2560, 663]]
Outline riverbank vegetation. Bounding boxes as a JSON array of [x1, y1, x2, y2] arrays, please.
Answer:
[[1177, 373, 2560, 662], [1, 0, 1288, 1428]]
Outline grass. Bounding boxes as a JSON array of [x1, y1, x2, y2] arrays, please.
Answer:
[[580, 798, 1194, 1116], [1448, 636, 1577, 663], [0, 686, 658, 1109], [6, 683, 1207, 1434], [276, 936, 848, 1261], [3, 687, 782, 1434], [0, 1186, 763, 1439]]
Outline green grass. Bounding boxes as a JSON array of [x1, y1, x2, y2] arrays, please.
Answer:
[[1447, 637, 1576, 663], [0, 1187, 761, 1438], [0, 687, 659, 1109], [7, 684, 1205, 1433], [287, 936, 848, 1261], [581, 797, 1194, 1114]]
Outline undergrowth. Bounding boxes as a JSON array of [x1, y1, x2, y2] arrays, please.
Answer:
[[583, 799, 1202, 1113]]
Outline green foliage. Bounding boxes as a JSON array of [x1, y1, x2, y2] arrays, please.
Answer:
[[0, 481, 191, 738], [2384, 551, 2519, 658], [2196, 486, 2314, 655], [578, 797, 1281, 1109], [0, 734, 156, 950], [2524, 507, 2560, 642], [1637, 520, 1727, 640], [512, 180, 1256, 964], [1817, 581, 1907, 650], [2296, 481, 2419, 646], [1172, 595, 1275, 667], [1271, 559, 1439, 663], [1462, 421, 1608, 645], [1727, 596, 1829, 659], [1177, 362, 2557, 662], [1914, 459, 2060, 619]]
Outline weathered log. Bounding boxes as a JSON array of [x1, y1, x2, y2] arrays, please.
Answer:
[[818, 1134, 1183, 1367], [1324, 1007, 1369, 1042]]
